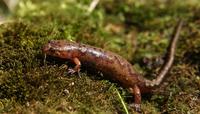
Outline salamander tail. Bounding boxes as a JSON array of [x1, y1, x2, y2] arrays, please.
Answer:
[[145, 19, 183, 87]]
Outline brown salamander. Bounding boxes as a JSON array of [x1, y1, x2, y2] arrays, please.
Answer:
[[42, 20, 183, 112]]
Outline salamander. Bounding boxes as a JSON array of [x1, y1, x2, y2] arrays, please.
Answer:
[[42, 20, 183, 112]]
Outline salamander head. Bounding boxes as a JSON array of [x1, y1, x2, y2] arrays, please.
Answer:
[[42, 40, 69, 58]]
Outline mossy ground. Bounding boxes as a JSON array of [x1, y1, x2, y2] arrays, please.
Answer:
[[0, 0, 200, 113]]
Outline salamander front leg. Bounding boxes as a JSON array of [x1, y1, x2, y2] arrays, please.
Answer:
[[67, 57, 81, 77], [129, 85, 141, 112]]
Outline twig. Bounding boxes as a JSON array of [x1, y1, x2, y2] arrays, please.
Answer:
[[87, 0, 100, 14]]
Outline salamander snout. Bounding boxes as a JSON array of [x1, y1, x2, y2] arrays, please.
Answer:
[[42, 40, 65, 58], [42, 40, 58, 53], [42, 43, 51, 53]]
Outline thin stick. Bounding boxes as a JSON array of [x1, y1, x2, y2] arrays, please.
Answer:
[[43, 54, 47, 65], [87, 0, 99, 14]]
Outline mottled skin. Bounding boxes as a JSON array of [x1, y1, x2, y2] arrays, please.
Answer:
[[42, 20, 183, 112], [43, 41, 150, 89]]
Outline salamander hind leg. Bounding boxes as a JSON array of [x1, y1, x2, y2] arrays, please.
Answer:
[[129, 85, 142, 112], [67, 57, 81, 77]]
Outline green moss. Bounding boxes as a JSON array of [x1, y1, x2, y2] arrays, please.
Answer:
[[0, 0, 200, 113]]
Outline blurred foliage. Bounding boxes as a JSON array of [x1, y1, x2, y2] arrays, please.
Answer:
[[0, 0, 200, 113]]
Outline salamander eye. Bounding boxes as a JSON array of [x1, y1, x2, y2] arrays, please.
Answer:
[[48, 40, 55, 44], [49, 48, 55, 53]]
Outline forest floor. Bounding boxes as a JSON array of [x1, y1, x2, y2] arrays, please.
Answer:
[[0, 0, 200, 113]]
